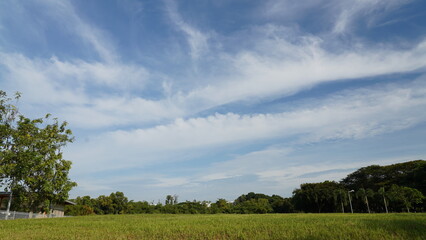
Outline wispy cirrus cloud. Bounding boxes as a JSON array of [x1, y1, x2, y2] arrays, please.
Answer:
[[164, 0, 211, 60], [262, 0, 412, 34], [180, 33, 426, 110], [0, 53, 150, 102], [4, 34, 425, 129], [2, 1, 425, 130], [0, 52, 178, 128], [332, 0, 411, 34], [39, 0, 118, 63]]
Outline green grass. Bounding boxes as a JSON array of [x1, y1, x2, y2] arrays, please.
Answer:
[[1, 213, 425, 240]]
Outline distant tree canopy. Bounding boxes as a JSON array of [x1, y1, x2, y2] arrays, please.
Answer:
[[291, 160, 426, 213], [292, 181, 344, 213], [234, 192, 293, 213], [341, 160, 426, 194], [66, 192, 293, 216], [0, 90, 76, 213], [66, 160, 425, 216]]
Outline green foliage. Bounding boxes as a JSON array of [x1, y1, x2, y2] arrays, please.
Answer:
[[356, 188, 374, 213], [165, 194, 178, 205], [270, 196, 294, 213], [67, 192, 296, 215], [293, 181, 344, 213], [0, 90, 76, 212], [127, 200, 154, 214], [65, 204, 95, 216], [341, 160, 426, 194], [387, 185, 424, 212], [233, 192, 294, 214], [333, 188, 348, 213], [210, 198, 233, 213], [291, 160, 426, 213], [234, 198, 273, 214]]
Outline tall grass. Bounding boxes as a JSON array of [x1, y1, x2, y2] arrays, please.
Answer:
[[1, 213, 425, 239]]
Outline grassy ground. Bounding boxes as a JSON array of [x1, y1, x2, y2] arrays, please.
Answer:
[[1, 213, 425, 240]]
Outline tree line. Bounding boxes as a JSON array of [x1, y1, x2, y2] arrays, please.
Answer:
[[66, 160, 425, 215], [65, 192, 294, 215]]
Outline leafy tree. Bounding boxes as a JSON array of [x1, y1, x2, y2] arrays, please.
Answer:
[[65, 204, 95, 216], [127, 200, 154, 214], [109, 191, 129, 214], [387, 185, 424, 212], [341, 160, 426, 194], [356, 188, 374, 213], [333, 189, 348, 213], [293, 181, 342, 213], [234, 192, 270, 204], [0, 91, 76, 213], [378, 187, 389, 213], [234, 198, 273, 214], [0, 91, 20, 215], [233, 192, 294, 213], [211, 198, 233, 213], [270, 196, 294, 213], [161, 202, 180, 213], [96, 195, 114, 214], [165, 195, 175, 205], [176, 200, 209, 214]]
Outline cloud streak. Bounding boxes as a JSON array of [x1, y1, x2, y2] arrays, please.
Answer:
[[262, 0, 412, 34], [164, 0, 210, 60], [68, 78, 426, 175], [182, 34, 426, 110], [2, 3, 426, 130], [40, 0, 118, 63]]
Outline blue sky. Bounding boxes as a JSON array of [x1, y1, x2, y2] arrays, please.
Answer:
[[1, 0, 426, 202]]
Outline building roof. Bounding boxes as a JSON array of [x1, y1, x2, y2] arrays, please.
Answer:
[[0, 192, 75, 206], [0, 192, 12, 198], [64, 200, 76, 205]]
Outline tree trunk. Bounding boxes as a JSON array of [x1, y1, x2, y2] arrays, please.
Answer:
[[5, 191, 13, 220], [365, 196, 370, 213], [383, 196, 388, 213]]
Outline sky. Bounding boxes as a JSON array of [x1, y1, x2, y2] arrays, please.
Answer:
[[1, 0, 426, 203]]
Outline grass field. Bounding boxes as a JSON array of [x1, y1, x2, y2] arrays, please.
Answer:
[[1, 213, 425, 240]]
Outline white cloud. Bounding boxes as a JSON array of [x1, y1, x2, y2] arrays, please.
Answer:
[[0, 52, 186, 128], [51, 58, 150, 89], [149, 177, 191, 188], [0, 53, 88, 106], [181, 34, 426, 110], [2, 33, 426, 130], [60, 96, 183, 128], [2, 1, 426, 130], [262, 0, 412, 34], [198, 147, 293, 182], [262, 0, 325, 20], [0, 53, 150, 102], [67, 78, 426, 174], [164, 0, 210, 60], [40, 0, 118, 63], [332, 0, 411, 34]]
